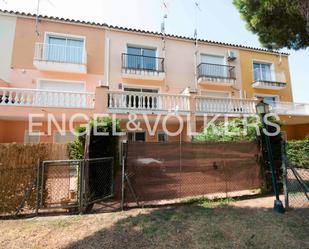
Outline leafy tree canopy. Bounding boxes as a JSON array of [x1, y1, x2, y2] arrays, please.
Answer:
[[233, 0, 309, 50]]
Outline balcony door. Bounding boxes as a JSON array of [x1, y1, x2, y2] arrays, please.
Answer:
[[46, 35, 84, 64], [124, 87, 159, 109], [127, 47, 156, 70], [200, 54, 226, 78], [256, 94, 279, 108], [201, 91, 230, 98], [38, 79, 86, 107], [253, 62, 272, 81]]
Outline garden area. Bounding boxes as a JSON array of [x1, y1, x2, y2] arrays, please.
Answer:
[[0, 196, 308, 249]]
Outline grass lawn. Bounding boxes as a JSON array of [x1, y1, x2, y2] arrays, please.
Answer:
[[0, 197, 308, 249]]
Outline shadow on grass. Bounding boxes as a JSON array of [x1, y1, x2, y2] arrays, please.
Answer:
[[64, 200, 309, 249]]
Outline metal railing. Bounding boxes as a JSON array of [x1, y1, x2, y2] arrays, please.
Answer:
[[0, 87, 95, 109], [253, 68, 286, 84], [197, 63, 236, 80], [196, 96, 257, 114], [122, 53, 164, 72], [108, 91, 190, 113], [34, 43, 87, 64]]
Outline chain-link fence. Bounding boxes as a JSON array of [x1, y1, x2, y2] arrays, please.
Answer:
[[285, 165, 309, 208], [123, 141, 262, 206], [37, 160, 81, 210], [0, 157, 115, 218]]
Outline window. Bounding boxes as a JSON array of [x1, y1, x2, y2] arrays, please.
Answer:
[[38, 79, 86, 107], [201, 54, 225, 65], [124, 87, 158, 93], [253, 62, 272, 81], [158, 131, 168, 142], [201, 91, 230, 98], [38, 79, 85, 92], [127, 47, 157, 70], [46, 34, 85, 64], [256, 95, 279, 106], [24, 130, 40, 144], [200, 54, 226, 77], [128, 131, 146, 142]]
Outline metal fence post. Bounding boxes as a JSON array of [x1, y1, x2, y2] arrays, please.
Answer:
[[121, 140, 127, 211], [35, 160, 41, 215], [281, 140, 289, 209], [78, 160, 84, 214]]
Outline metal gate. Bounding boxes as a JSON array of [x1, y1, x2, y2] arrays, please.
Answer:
[[36, 157, 114, 213], [285, 165, 309, 208]]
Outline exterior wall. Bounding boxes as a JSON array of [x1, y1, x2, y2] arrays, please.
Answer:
[[0, 15, 16, 82], [9, 17, 105, 92], [0, 120, 84, 143], [282, 124, 309, 140], [106, 29, 241, 97], [0, 120, 5, 142], [239, 50, 293, 101]]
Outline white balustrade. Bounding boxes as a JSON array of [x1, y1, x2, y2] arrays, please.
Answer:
[[195, 96, 257, 114], [108, 91, 190, 113], [271, 102, 309, 116], [0, 87, 95, 109]]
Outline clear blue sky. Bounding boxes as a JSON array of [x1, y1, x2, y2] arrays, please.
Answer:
[[1, 0, 308, 102]]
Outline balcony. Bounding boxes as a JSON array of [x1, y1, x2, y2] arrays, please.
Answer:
[[271, 102, 309, 116], [195, 96, 257, 115], [252, 70, 287, 90], [121, 53, 165, 81], [0, 87, 94, 109], [108, 91, 189, 114], [197, 63, 236, 86], [33, 43, 87, 74]]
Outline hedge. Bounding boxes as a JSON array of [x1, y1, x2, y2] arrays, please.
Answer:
[[286, 138, 309, 168]]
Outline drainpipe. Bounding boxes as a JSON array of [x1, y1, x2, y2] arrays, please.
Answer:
[[104, 37, 110, 87]]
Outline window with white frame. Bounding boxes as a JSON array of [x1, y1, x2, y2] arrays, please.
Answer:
[[255, 94, 279, 105], [201, 91, 230, 98], [38, 79, 85, 92], [45, 34, 85, 64], [37, 79, 86, 107], [24, 130, 40, 144], [253, 62, 273, 81], [200, 54, 226, 77], [201, 54, 225, 65], [127, 46, 157, 70], [128, 131, 146, 142]]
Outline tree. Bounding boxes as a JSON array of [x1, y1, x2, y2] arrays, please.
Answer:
[[233, 0, 309, 50]]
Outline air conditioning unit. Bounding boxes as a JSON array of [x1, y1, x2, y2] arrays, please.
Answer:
[[227, 50, 237, 61]]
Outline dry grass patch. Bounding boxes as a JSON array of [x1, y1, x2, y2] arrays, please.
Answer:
[[0, 199, 308, 249]]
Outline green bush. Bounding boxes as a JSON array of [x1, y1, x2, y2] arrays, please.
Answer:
[[193, 116, 261, 142], [287, 138, 309, 168]]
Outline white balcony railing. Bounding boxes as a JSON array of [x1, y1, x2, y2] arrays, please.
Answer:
[[108, 91, 190, 113], [271, 102, 309, 116], [195, 96, 257, 114], [33, 43, 87, 73], [34, 43, 87, 64], [0, 87, 95, 109], [252, 69, 287, 89]]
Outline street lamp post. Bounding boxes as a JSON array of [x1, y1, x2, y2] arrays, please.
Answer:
[[256, 100, 285, 213]]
